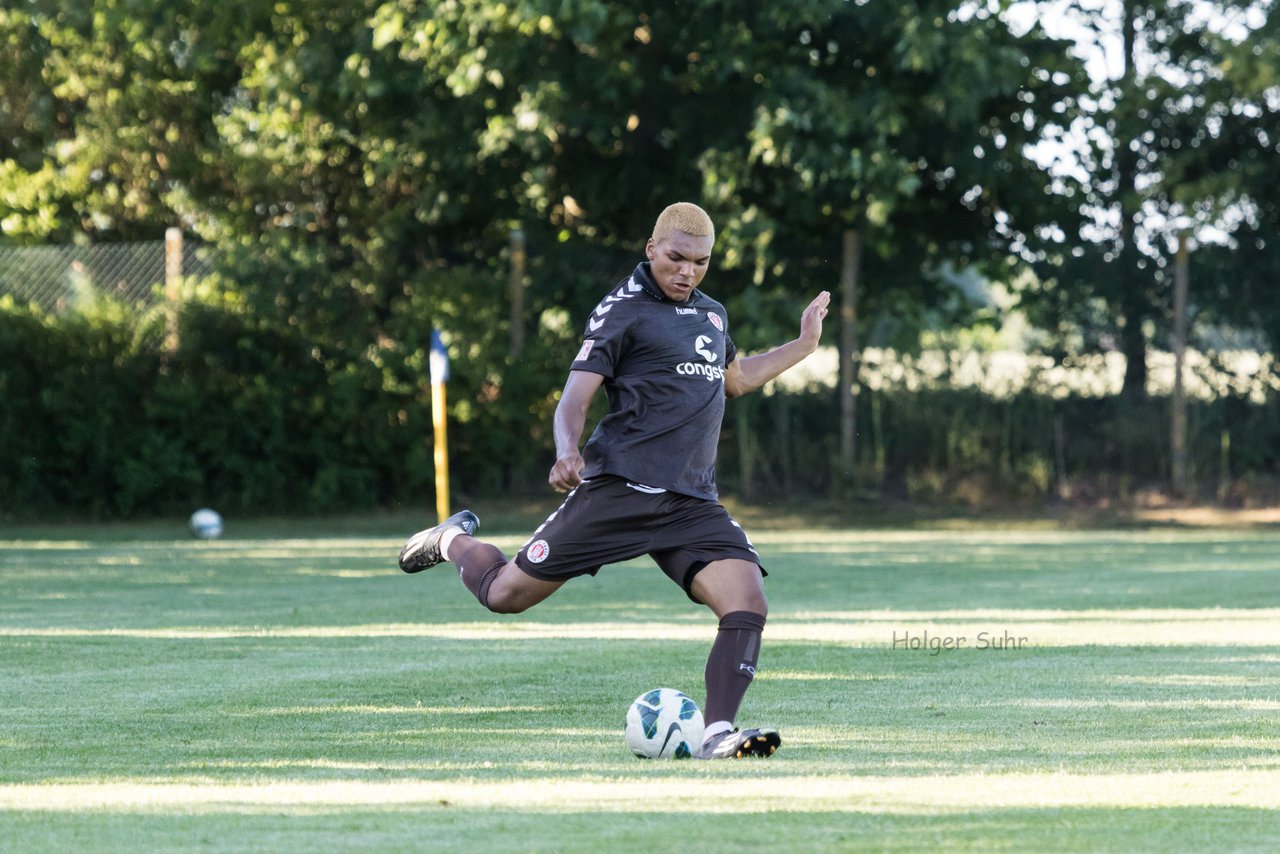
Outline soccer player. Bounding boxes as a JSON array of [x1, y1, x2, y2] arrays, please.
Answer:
[[399, 202, 830, 759]]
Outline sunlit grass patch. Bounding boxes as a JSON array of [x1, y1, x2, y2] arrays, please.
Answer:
[[4, 607, 1276, 647], [4, 769, 1280, 815]]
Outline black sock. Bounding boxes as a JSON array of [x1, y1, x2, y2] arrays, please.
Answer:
[[450, 537, 507, 611], [703, 610, 766, 727]]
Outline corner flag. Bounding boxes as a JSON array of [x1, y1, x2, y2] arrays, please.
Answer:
[[429, 329, 450, 523]]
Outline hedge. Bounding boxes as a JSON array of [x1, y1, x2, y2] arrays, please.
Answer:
[[2, 295, 1276, 519]]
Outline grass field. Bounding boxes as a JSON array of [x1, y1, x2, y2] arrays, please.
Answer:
[[2, 520, 1279, 852]]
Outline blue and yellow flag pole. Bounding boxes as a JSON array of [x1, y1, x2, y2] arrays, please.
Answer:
[[429, 329, 450, 524]]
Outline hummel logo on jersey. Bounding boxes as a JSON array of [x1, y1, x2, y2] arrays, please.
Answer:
[[694, 335, 715, 362], [675, 307, 697, 315]]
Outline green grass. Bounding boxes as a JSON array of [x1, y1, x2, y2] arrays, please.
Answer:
[[2, 525, 1279, 852]]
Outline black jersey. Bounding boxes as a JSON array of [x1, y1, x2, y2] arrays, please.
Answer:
[[570, 261, 737, 500]]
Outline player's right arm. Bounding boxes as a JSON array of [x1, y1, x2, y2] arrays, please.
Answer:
[[548, 369, 605, 492], [723, 290, 830, 398]]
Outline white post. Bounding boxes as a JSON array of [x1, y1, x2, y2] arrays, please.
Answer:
[[164, 227, 183, 353]]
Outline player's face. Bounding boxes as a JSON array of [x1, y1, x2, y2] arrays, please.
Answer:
[[645, 231, 714, 302]]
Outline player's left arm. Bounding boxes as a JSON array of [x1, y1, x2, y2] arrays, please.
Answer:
[[723, 290, 831, 399]]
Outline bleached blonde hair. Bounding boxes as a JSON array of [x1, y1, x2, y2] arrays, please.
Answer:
[[651, 202, 715, 245]]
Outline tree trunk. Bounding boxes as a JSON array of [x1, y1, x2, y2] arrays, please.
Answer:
[[1118, 0, 1147, 399], [1170, 234, 1189, 493], [838, 229, 862, 489], [508, 226, 526, 359], [775, 394, 793, 495], [737, 401, 754, 496]]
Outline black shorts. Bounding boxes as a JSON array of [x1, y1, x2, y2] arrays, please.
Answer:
[[513, 476, 763, 600]]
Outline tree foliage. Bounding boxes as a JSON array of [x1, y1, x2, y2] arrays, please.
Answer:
[[1022, 0, 1280, 394], [3, 0, 1093, 341], [2, 0, 1278, 514]]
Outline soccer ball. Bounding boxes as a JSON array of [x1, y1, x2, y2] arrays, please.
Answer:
[[624, 688, 705, 759], [188, 508, 223, 540]]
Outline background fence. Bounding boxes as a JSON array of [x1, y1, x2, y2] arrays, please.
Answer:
[[0, 232, 216, 312]]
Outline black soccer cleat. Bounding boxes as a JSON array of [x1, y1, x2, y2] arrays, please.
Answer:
[[695, 727, 781, 760], [398, 510, 479, 573]]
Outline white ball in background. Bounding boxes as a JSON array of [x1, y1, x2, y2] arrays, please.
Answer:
[[188, 508, 224, 540]]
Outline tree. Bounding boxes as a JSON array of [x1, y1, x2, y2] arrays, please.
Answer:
[[0, 3, 85, 241], [4, 0, 1123, 501], [1021, 0, 1280, 395], [1161, 1, 1280, 348], [7, 0, 1090, 345], [0, 1, 280, 243], [690, 3, 1086, 482]]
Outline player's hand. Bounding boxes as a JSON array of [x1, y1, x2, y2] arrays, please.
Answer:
[[799, 290, 831, 351], [548, 453, 585, 493]]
